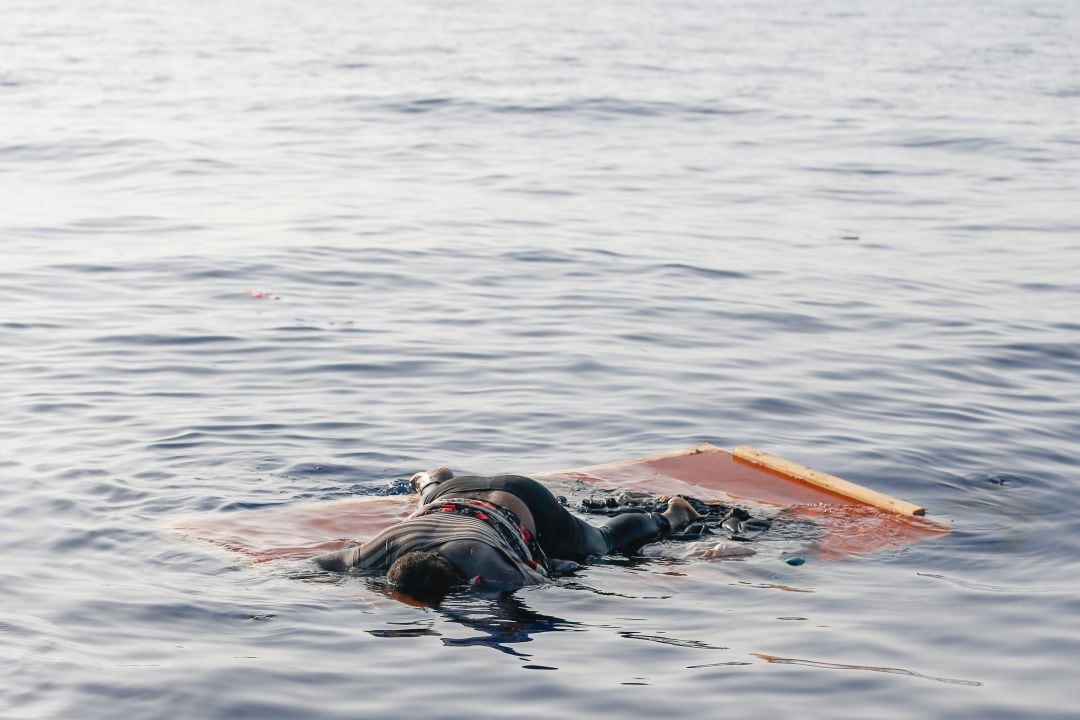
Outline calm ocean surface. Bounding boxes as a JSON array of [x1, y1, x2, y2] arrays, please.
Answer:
[[3, 0, 1079, 717]]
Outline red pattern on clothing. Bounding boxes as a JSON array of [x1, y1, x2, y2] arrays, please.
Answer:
[[422, 498, 547, 574]]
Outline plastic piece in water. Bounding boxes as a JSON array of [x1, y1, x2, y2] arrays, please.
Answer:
[[639, 540, 755, 560], [702, 541, 757, 559], [785, 556, 806, 566]]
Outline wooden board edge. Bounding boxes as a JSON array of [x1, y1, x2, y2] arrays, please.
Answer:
[[733, 445, 926, 516]]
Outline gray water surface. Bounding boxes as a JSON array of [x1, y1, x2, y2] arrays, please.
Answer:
[[2, 1, 1079, 718]]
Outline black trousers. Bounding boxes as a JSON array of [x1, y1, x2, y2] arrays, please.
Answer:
[[423, 474, 666, 560]]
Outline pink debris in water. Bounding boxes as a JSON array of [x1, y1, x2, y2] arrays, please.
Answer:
[[247, 290, 281, 300]]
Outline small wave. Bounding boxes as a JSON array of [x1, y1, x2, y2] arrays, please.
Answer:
[[801, 163, 943, 178], [752, 653, 982, 686], [653, 262, 748, 280], [0, 137, 155, 163], [285, 462, 367, 477], [1048, 87, 1080, 98], [917, 572, 1070, 594], [983, 341, 1080, 371], [0, 321, 66, 329], [22, 216, 210, 237], [747, 397, 816, 416], [499, 249, 578, 264], [355, 94, 750, 119], [894, 134, 1007, 154], [95, 333, 241, 346], [619, 631, 725, 650]]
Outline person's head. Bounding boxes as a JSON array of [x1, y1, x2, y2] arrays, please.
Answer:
[[386, 550, 461, 604]]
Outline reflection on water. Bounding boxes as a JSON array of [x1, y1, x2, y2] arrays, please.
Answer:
[[618, 631, 725, 650], [735, 581, 816, 594], [439, 593, 583, 656], [370, 590, 583, 659], [367, 625, 441, 639], [916, 572, 1072, 594], [752, 653, 983, 687]]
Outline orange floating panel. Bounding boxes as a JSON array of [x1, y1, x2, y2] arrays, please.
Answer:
[[786, 502, 948, 561], [170, 495, 416, 562], [170, 444, 948, 562], [543, 444, 845, 506], [542, 444, 948, 559]]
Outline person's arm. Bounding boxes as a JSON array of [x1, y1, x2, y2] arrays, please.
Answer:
[[313, 527, 396, 572], [313, 545, 361, 571]]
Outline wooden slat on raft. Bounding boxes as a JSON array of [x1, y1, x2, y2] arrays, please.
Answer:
[[732, 445, 926, 516]]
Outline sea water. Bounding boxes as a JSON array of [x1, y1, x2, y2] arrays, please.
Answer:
[[2, 0, 1079, 717]]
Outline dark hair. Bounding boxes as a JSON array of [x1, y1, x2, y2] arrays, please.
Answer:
[[386, 550, 460, 604]]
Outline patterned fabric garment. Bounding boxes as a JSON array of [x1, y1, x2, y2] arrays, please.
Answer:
[[415, 497, 548, 576], [346, 511, 533, 575]]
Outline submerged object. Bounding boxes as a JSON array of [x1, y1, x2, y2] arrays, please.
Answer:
[[169, 444, 948, 563]]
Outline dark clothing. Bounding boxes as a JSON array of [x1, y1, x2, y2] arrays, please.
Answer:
[[314, 511, 526, 574], [421, 474, 667, 560]]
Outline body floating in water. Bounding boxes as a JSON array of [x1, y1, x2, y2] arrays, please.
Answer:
[[313, 468, 701, 602]]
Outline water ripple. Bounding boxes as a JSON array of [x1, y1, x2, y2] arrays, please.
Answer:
[[752, 654, 983, 687], [3, 0, 1079, 717]]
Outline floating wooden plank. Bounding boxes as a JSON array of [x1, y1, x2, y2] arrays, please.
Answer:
[[732, 445, 925, 516], [169, 444, 948, 563]]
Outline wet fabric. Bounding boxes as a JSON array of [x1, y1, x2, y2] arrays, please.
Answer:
[[423, 474, 670, 559], [416, 498, 547, 575], [313, 511, 535, 577], [576, 491, 774, 542]]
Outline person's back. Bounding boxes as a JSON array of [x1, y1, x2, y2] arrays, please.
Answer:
[[417, 470, 698, 560], [314, 467, 699, 603]]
